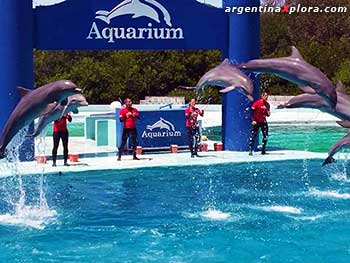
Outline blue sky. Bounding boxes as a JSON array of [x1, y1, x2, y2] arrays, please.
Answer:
[[33, 0, 222, 8]]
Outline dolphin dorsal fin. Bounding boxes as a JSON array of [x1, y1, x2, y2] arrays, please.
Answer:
[[336, 81, 346, 94], [290, 46, 305, 61], [17, 87, 31, 98]]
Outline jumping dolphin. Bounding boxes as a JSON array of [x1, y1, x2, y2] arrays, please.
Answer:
[[277, 92, 330, 110], [180, 59, 254, 101], [146, 117, 175, 131], [323, 132, 350, 166], [0, 80, 81, 159], [29, 94, 88, 137], [96, 0, 161, 25], [277, 82, 350, 120], [239, 46, 337, 108]]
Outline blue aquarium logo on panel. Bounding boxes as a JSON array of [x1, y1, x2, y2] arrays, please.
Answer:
[[87, 0, 185, 43], [142, 118, 182, 139]]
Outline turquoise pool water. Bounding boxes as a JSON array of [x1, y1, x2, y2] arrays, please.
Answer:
[[1, 160, 350, 262], [204, 124, 346, 152]]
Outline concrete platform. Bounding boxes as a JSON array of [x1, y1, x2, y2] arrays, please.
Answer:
[[0, 150, 328, 178]]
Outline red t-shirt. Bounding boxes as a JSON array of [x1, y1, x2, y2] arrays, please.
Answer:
[[185, 107, 203, 127], [251, 99, 270, 123], [53, 114, 71, 133], [119, 107, 139, 129]]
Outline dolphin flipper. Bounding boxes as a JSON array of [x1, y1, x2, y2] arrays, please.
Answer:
[[322, 156, 336, 166], [96, 10, 110, 16], [39, 102, 58, 117], [132, 13, 160, 23], [96, 15, 110, 24], [336, 120, 350, 128], [219, 85, 235, 93], [276, 104, 286, 109], [219, 86, 254, 101], [299, 86, 316, 94]]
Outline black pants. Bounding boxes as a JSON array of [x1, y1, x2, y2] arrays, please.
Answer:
[[118, 128, 137, 158], [52, 131, 69, 163], [187, 127, 200, 155], [249, 122, 268, 153]]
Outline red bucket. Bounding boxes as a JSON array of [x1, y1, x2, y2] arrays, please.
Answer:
[[170, 144, 178, 153], [214, 142, 223, 151], [136, 146, 143, 155], [36, 155, 47, 164], [69, 154, 79, 162], [200, 143, 208, 152]]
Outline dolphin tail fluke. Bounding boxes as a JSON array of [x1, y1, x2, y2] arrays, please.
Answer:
[[322, 156, 336, 166], [95, 15, 110, 24]]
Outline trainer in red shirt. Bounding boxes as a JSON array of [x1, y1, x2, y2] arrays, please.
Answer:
[[251, 95, 270, 124], [118, 98, 140, 161], [185, 98, 204, 158], [52, 114, 72, 167], [53, 114, 71, 133], [119, 103, 139, 129], [249, 92, 270, 155]]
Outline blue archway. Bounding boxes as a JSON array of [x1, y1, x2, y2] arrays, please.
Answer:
[[0, 0, 260, 160]]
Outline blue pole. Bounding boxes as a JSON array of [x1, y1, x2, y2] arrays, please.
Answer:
[[0, 0, 34, 161], [222, 0, 260, 151]]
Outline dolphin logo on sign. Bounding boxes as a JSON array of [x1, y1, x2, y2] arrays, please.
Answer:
[[95, 0, 172, 26], [146, 118, 175, 132]]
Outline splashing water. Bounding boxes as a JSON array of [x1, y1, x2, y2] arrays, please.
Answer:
[[323, 152, 350, 183], [0, 126, 57, 229], [308, 188, 350, 200], [199, 167, 231, 221], [255, 205, 303, 215], [200, 208, 231, 221]]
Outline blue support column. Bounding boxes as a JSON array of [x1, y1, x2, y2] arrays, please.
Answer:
[[0, 0, 34, 161], [222, 0, 260, 151]]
